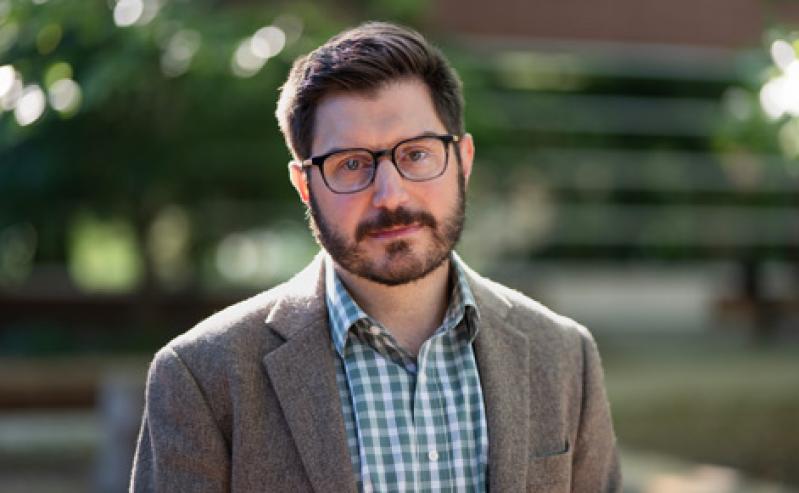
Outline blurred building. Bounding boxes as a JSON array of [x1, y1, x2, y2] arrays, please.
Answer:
[[434, 0, 799, 48], [419, 0, 799, 339]]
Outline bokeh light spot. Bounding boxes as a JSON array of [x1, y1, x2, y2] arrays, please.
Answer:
[[36, 23, 62, 55], [48, 78, 82, 114], [161, 29, 201, 78], [44, 61, 73, 89], [0, 21, 19, 54], [0, 0, 11, 23], [215, 226, 315, 286], [216, 233, 259, 281], [113, 0, 143, 28], [251, 26, 285, 59], [231, 38, 266, 78], [0, 64, 14, 97], [722, 87, 753, 121], [0, 72, 21, 110], [778, 118, 799, 159], [69, 215, 143, 293], [274, 14, 303, 45], [760, 78, 786, 119], [0, 223, 37, 285], [759, 62, 799, 120], [138, 0, 162, 25], [14, 84, 46, 126], [147, 205, 191, 287], [770, 39, 796, 72]]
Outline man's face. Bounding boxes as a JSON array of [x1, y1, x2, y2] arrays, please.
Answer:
[[293, 78, 474, 286]]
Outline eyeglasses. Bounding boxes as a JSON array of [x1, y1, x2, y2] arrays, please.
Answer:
[[301, 134, 459, 194]]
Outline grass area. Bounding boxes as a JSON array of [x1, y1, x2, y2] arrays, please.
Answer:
[[601, 333, 799, 487]]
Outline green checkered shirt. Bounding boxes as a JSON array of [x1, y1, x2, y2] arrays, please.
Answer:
[[325, 253, 488, 493]]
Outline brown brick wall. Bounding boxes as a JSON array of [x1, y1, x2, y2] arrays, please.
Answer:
[[432, 0, 799, 48]]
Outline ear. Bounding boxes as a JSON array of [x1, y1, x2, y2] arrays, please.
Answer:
[[458, 133, 475, 185], [288, 161, 310, 204]]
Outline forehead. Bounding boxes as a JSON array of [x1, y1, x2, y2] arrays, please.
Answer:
[[311, 78, 446, 154]]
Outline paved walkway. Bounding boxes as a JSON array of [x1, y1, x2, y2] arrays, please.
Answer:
[[0, 411, 796, 492], [622, 448, 797, 493]]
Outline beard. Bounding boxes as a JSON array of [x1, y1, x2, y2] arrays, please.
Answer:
[[307, 166, 466, 286]]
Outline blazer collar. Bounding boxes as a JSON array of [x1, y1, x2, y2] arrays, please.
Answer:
[[261, 252, 357, 493], [263, 251, 333, 341]]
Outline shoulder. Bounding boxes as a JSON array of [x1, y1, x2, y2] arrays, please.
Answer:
[[466, 265, 595, 350], [166, 287, 285, 361], [143, 259, 326, 425], [499, 278, 588, 335], [146, 283, 285, 393], [152, 255, 326, 377]]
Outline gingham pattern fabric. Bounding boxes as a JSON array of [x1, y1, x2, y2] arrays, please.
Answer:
[[325, 254, 488, 493]]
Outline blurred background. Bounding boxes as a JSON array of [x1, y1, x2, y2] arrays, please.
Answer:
[[1, 0, 798, 491]]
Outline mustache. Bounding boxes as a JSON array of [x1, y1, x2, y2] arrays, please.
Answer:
[[355, 207, 437, 242]]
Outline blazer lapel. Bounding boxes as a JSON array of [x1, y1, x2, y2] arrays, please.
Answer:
[[466, 265, 532, 491], [261, 255, 357, 493]]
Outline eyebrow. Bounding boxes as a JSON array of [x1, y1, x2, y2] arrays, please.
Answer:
[[314, 130, 443, 157]]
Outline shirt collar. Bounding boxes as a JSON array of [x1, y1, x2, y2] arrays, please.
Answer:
[[324, 252, 479, 358], [448, 251, 480, 327], [325, 254, 370, 357]]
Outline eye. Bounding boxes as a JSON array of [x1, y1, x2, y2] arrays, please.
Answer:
[[329, 152, 373, 173], [407, 150, 429, 162], [343, 158, 362, 171]]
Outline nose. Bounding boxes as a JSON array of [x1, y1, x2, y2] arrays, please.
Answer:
[[370, 156, 409, 210]]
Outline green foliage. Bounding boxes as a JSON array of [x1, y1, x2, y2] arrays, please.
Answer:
[[68, 212, 143, 292], [714, 28, 799, 160], [0, 0, 356, 284]]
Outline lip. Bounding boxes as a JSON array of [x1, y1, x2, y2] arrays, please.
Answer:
[[367, 224, 421, 240]]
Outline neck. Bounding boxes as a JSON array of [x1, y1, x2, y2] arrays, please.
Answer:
[[334, 258, 452, 356]]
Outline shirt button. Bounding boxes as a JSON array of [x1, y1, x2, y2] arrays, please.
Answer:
[[428, 450, 439, 462], [418, 373, 427, 384], [363, 481, 373, 493], [369, 325, 380, 336]]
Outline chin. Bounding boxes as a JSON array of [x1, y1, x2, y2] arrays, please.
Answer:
[[357, 243, 449, 286]]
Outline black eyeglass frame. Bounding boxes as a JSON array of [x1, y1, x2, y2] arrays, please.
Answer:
[[300, 133, 460, 194]]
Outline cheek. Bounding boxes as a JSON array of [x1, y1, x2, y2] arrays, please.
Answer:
[[312, 185, 365, 230], [424, 171, 461, 213]]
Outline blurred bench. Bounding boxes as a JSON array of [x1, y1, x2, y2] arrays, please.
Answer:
[[0, 357, 148, 491]]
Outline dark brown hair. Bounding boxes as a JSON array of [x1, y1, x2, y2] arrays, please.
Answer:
[[276, 21, 464, 161]]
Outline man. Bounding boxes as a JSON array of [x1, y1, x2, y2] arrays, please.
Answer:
[[131, 22, 621, 492]]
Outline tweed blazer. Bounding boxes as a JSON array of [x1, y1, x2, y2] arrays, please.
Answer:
[[130, 253, 621, 492]]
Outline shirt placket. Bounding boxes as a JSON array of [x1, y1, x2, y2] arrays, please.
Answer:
[[414, 334, 454, 492]]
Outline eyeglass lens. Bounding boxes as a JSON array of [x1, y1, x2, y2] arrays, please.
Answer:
[[322, 136, 447, 193]]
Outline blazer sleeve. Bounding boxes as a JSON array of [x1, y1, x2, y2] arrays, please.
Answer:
[[571, 332, 622, 493], [130, 347, 230, 493]]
